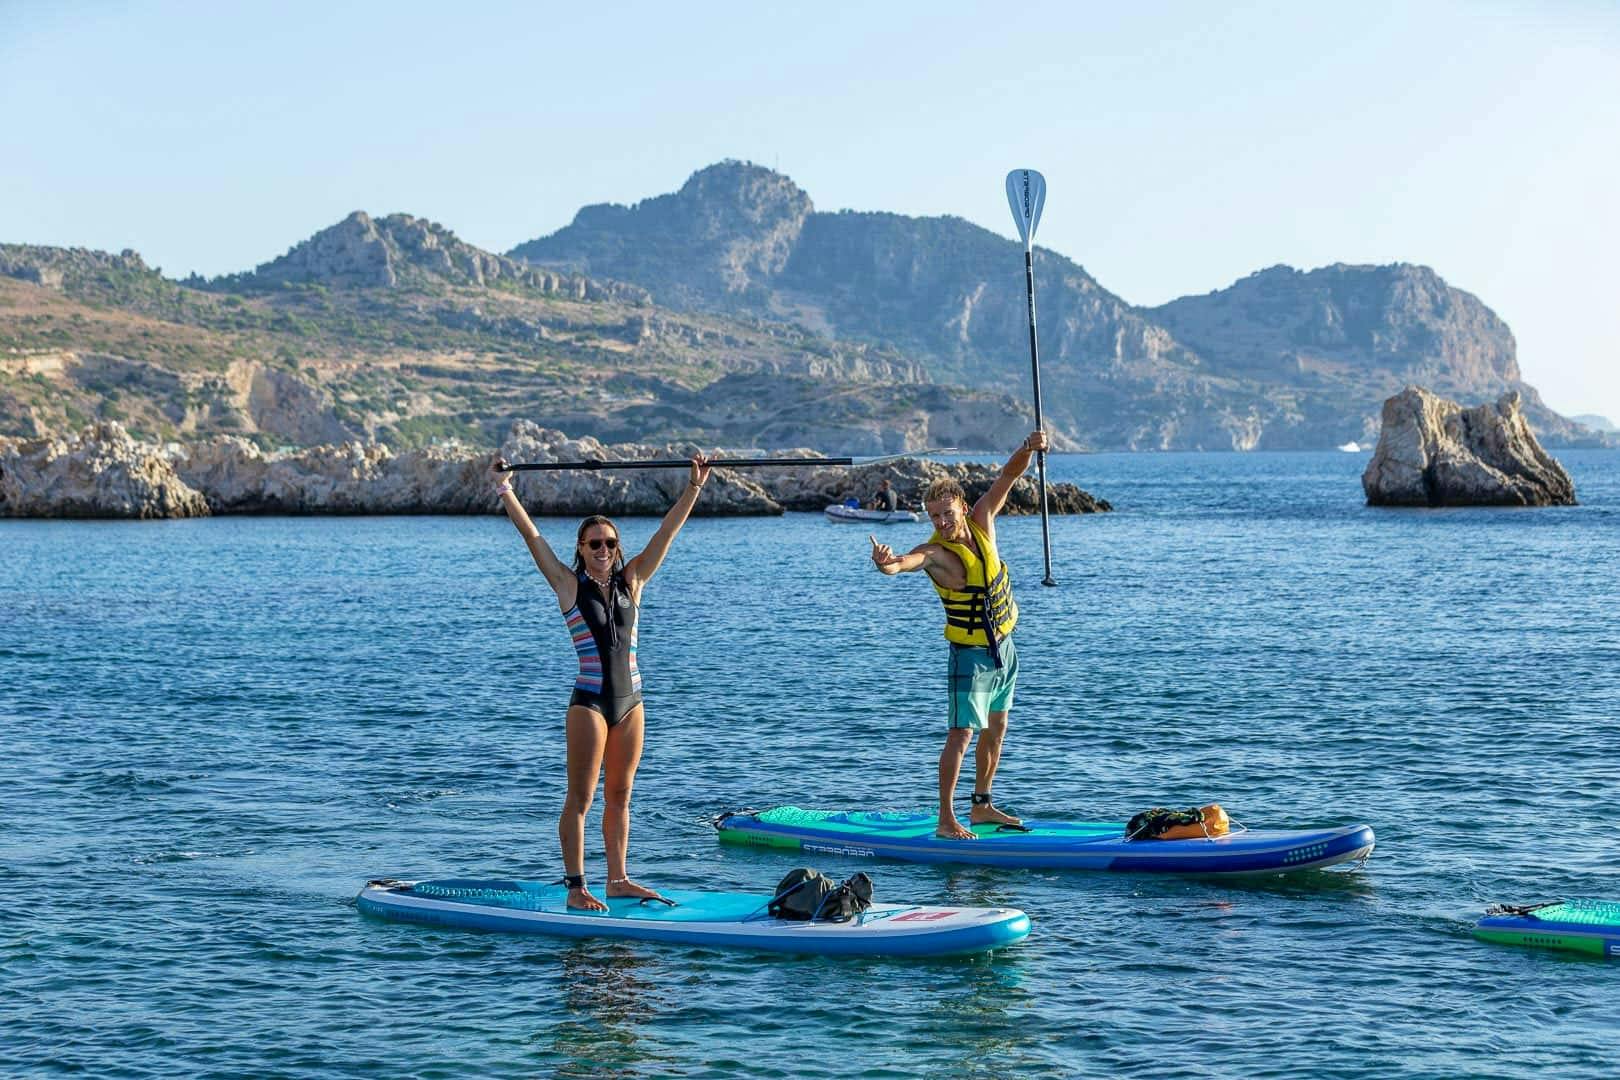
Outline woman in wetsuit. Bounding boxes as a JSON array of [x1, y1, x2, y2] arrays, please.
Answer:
[[491, 452, 710, 911]]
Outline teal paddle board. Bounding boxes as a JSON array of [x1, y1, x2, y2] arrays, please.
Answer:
[[716, 807, 1375, 874], [356, 878, 1030, 957], [1474, 900, 1620, 958]]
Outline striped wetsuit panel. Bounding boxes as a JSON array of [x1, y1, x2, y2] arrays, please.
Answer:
[[562, 571, 640, 698]]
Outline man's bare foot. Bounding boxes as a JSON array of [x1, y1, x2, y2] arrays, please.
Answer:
[[605, 877, 664, 902], [935, 817, 978, 840], [567, 886, 608, 912], [970, 803, 1022, 827]]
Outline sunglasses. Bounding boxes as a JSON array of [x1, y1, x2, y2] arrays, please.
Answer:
[[583, 537, 618, 551]]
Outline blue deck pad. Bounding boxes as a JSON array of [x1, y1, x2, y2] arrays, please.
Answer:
[[715, 807, 1376, 874]]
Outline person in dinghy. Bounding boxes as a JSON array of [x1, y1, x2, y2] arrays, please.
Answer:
[[492, 451, 711, 909], [869, 431, 1048, 840]]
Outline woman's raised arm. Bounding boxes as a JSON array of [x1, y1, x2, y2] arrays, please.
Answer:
[[492, 456, 576, 604], [625, 453, 711, 589]]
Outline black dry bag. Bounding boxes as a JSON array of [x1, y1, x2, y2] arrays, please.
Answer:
[[768, 868, 875, 922]]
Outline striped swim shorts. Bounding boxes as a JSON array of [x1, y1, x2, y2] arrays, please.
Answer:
[[947, 635, 1018, 730]]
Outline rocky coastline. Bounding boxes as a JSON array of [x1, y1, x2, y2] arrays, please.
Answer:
[[0, 421, 1111, 520]]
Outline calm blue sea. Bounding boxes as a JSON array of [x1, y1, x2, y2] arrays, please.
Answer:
[[4, 451, 1618, 1079]]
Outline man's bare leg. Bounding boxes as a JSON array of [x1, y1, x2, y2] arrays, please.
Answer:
[[969, 710, 1021, 826], [936, 728, 977, 839]]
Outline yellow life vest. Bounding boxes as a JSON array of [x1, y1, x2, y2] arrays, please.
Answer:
[[929, 517, 1018, 648]]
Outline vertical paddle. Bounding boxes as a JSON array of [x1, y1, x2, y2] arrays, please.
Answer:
[[1005, 168, 1057, 586]]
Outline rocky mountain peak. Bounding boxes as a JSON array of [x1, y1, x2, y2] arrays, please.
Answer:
[[242, 211, 535, 290], [510, 160, 814, 309], [0, 244, 154, 290], [1150, 260, 1520, 392], [674, 159, 814, 223]]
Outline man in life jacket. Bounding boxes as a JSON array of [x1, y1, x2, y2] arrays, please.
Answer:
[[868, 430, 1048, 839]]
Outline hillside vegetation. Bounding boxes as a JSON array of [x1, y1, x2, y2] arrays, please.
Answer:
[[4, 163, 1608, 452]]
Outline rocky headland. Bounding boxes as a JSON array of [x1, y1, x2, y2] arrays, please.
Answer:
[[0, 421, 1109, 520], [5, 161, 1611, 458], [1361, 387, 1576, 507], [515, 161, 1613, 451]]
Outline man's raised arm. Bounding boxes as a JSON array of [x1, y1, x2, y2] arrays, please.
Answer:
[[973, 431, 1049, 524]]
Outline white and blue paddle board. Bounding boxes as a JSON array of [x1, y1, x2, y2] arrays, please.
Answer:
[[716, 807, 1375, 874], [356, 878, 1030, 957]]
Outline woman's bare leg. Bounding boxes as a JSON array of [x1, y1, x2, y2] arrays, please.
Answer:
[[601, 706, 660, 899], [561, 705, 608, 911]]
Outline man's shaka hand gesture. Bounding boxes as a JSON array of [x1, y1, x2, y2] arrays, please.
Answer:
[[870, 534, 901, 574]]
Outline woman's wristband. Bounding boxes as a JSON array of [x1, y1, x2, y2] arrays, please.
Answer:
[[495, 482, 513, 496]]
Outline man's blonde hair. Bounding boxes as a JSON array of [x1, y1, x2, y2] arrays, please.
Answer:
[[924, 477, 966, 505]]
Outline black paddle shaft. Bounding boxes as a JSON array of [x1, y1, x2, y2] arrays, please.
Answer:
[[500, 457, 857, 472], [1022, 250, 1057, 587]]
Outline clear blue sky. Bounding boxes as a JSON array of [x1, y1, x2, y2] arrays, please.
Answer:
[[3, 1, 1616, 421]]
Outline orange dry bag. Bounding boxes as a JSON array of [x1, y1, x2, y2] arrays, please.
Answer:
[[1157, 803, 1229, 840]]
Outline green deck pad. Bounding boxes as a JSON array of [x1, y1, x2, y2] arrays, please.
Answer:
[[750, 806, 1122, 841], [1518, 900, 1620, 928]]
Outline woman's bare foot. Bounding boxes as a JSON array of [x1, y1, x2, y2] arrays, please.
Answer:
[[605, 877, 664, 902], [566, 886, 608, 912], [935, 816, 978, 840], [970, 802, 1022, 827]]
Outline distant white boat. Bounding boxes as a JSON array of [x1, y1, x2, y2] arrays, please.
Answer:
[[824, 505, 923, 525], [1337, 441, 1362, 453]]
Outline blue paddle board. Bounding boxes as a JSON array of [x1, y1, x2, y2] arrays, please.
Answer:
[[356, 878, 1030, 957], [716, 807, 1375, 874]]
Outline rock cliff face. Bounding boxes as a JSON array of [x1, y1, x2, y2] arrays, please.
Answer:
[[1149, 264, 1520, 393], [1571, 413, 1616, 433], [511, 162, 1604, 450], [1, 244, 154, 290], [1361, 386, 1575, 507], [232, 211, 650, 302], [0, 422, 209, 518], [516, 168, 1202, 446], [1, 422, 1107, 519], [510, 161, 813, 310]]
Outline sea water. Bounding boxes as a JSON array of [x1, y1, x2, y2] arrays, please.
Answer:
[[3, 451, 1617, 1078]]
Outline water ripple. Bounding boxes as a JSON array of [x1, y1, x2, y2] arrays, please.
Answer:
[[2, 452, 1618, 1077]]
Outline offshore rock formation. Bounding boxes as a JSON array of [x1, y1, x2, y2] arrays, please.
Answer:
[[0, 421, 209, 519], [1361, 387, 1576, 507], [1, 421, 1108, 519]]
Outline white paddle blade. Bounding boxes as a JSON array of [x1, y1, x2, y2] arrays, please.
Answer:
[[1005, 169, 1046, 250]]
